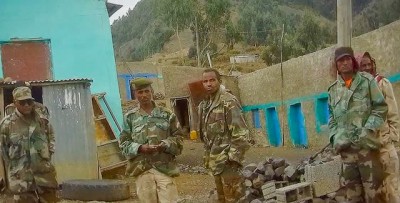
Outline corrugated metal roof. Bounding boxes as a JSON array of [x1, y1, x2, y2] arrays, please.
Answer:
[[0, 78, 92, 87]]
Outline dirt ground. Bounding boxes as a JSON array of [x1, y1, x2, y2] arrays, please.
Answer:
[[0, 140, 318, 202]]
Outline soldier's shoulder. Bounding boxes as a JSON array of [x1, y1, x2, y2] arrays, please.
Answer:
[[327, 80, 339, 91], [0, 113, 17, 126], [124, 107, 140, 118], [220, 91, 241, 108], [157, 105, 173, 114], [358, 72, 375, 81]]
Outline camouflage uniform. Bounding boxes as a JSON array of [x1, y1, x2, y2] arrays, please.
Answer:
[[0, 87, 58, 203], [198, 88, 250, 203], [5, 102, 50, 121], [376, 77, 400, 203], [119, 102, 183, 202], [328, 71, 388, 203]]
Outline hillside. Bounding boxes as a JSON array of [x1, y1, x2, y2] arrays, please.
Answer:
[[111, 0, 400, 70]]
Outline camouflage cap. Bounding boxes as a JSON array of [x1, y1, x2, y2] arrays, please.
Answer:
[[131, 78, 153, 90], [12, 86, 34, 101]]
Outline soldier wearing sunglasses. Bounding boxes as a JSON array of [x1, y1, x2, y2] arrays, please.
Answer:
[[0, 87, 58, 202]]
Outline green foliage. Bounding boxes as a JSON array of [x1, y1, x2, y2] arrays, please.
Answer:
[[225, 21, 241, 50]]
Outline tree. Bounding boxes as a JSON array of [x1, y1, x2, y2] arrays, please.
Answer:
[[158, 0, 196, 58], [225, 21, 241, 50]]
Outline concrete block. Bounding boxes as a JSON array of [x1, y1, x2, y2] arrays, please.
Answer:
[[275, 182, 312, 203], [305, 155, 342, 197]]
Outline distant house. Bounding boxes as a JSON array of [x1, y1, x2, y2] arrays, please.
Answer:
[[0, 0, 123, 131], [230, 54, 259, 63]]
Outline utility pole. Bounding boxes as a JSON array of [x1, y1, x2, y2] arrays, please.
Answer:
[[337, 0, 352, 47]]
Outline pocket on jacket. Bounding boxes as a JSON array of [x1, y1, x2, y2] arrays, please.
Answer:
[[8, 134, 26, 159]]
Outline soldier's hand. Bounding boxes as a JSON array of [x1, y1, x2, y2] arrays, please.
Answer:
[[155, 142, 167, 152], [334, 142, 351, 153], [138, 144, 158, 154]]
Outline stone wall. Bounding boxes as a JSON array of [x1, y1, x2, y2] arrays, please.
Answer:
[[238, 20, 400, 148]]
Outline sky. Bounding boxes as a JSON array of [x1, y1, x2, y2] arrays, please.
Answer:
[[108, 0, 141, 25]]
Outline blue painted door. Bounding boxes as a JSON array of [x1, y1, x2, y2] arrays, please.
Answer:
[[288, 103, 308, 148]]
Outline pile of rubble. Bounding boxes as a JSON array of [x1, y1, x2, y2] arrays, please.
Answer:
[[242, 146, 344, 202], [242, 157, 300, 202], [178, 164, 208, 174]]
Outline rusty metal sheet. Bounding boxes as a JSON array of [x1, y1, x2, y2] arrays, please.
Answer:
[[188, 80, 206, 106], [1, 41, 52, 80]]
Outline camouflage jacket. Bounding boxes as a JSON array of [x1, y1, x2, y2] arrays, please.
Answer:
[[375, 76, 400, 146], [198, 88, 250, 175], [119, 103, 183, 177], [328, 72, 388, 151], [5, 102, 50, 121], [0, 109, 57, 193]]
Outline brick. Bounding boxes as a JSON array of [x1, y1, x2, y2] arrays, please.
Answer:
[[275, 182, 312, 203], [305, 156, 342, 197]]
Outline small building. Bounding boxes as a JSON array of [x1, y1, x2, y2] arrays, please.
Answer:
[[0, 0, 123, 132], [230, 54, 259, 64], [0, 79, 98, 182]]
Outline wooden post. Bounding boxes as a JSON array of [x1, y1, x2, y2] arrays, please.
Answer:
[[337, 0, 352, 47]]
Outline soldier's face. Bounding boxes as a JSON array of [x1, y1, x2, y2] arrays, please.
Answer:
[[336, 55, 354, 75], [135, 86, 153, 105], [360, 56, 374, 75], [202, 72, 220, 95], [14, 99, 34, 115]]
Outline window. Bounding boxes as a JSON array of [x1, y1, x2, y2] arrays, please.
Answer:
[[265, 107, 282, 147], [288, 103, 308, 148], [315, 97, 329, 133], [251, 109, 261, 129]]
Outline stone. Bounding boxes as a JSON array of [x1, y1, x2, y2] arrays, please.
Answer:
[[250, 199, 263, 203], [264, 164, 275, 181], [244, 163, 258, 172], [274, 166, 285, 178], [271, 158, 285, 169], [254, 162, 266, 174], [253, 174, 267, 189], [245, 179, 253, 187], [284, 165, 297, 181]]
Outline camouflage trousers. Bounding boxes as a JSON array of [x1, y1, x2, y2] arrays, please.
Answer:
[[11, 187, 59, 203], [340, 147, 386, 203], [379, 143, 399, 203], [213, 164, 245, 203], [135, 168, 179, 203]]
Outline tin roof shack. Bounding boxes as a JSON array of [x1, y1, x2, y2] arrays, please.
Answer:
[[0, 79, 98, 182], [0, 0, 123, 135]]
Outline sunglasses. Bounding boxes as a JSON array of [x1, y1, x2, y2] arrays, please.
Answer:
[[18, 99, 34, 106]]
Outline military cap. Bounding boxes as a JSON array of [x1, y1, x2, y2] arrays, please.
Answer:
[[335, 47, 354, 61], [12, 86, 34, 101], [131, 78, 153, 90]]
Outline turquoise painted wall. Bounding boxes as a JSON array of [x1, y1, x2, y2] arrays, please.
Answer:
[[0, 0, 123, 131], [243, 72, 400, 147]]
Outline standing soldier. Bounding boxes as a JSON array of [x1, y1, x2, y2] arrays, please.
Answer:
[[358, 52, 400, 202], [0, 87, 58, 202], [328, 47, 388, 203], [198, 68, 250, 203], [119, 78, 183, 203]]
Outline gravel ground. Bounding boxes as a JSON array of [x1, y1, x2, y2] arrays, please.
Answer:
[[0, 140, 318, 202]]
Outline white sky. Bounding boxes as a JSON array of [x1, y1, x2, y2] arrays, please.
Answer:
[[108, 0, 141, 25]]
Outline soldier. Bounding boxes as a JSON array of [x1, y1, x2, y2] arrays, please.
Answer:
[[328, 47, 388, 203], [198, 68, 250, 203], [4, 81, 50, 121], [357, 52, 400, 202], [119, 78, 183, 203], [0, 87, 58, 203]]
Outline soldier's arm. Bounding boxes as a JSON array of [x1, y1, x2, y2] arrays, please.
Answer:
[[119, 114, 141, 159], [0, 122, 10, 164], [225, 100, 250, 164], [328, 94, 337, 144], [47, 122, 55, 155], [380, 79, 400, 141], [364, 79, 388, 131], [161, 113, 183, 156]]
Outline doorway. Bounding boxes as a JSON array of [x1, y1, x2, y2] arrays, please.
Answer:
[[171, 98, 190, 138]]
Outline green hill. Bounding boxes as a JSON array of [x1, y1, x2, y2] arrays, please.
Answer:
[[111, 0, 400, 66]]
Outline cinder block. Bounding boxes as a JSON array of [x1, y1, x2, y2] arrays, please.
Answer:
[[275, 182, 312, 203], [305, 156, 342, 197], [262, 181, 276, 199]]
